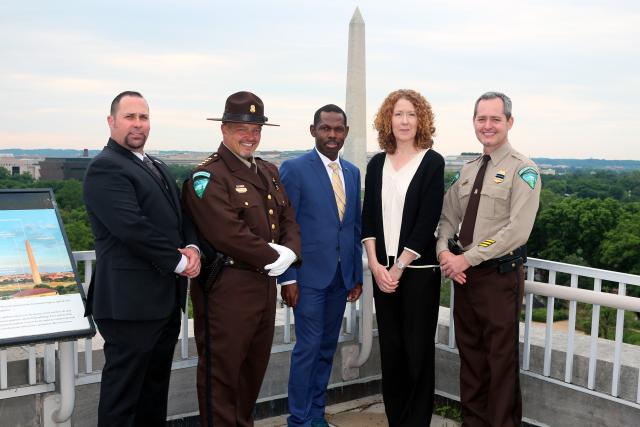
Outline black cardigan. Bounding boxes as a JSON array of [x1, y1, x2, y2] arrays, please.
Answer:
[[361, 149, 445, 266]]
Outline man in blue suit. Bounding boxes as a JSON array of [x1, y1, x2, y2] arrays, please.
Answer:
[[280, 104, 363, 427]]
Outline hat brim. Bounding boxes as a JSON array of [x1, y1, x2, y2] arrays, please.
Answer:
[[206, 118, 279, 126]]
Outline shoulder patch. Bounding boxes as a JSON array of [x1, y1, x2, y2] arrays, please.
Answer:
[[448, 171, 460, 187], [518, 166, 539, 189], [192, 171, 211, 199]]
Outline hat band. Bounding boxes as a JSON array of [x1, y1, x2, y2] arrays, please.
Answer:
[[222, 112, 269, 123]]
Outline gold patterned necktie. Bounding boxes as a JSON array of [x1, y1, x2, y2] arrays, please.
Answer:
[[328, 162, 346, 221]]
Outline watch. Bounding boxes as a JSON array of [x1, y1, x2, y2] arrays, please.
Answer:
[[396, 259, 406, 270]]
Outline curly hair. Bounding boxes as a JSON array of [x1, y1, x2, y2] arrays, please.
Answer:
[[373, 89, 435, 154]]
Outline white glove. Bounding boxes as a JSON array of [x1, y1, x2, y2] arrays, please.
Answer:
[[264, 243, 297, 277]]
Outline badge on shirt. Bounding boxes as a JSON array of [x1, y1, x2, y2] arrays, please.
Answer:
[[192, 171, 211, 199], [235, 184, 248, 193], [494, 170, 506, 184], [518, 167, 539, 189]]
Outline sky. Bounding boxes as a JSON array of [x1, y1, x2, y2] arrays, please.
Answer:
[[0, 210, 73, 275], [1, 0, 639, 159]]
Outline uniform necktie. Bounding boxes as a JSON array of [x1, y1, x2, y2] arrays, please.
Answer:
[[142, 155, 166, 187], [328, 162, 346, 221], [458, 155, 491, 247]]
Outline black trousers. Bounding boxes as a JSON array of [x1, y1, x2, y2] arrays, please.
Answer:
[[373, 267, 441, 427], [96, 307, 181, 427]]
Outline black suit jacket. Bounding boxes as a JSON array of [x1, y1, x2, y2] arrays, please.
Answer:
[[83, 139, 198, 320], [361, 149, 445, 266]]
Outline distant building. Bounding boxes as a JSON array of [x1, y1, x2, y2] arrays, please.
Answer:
[[0, 155, 42, 179], [444, 152, 482, 171], [155, 152, 210, 166], [39, 157, 91, 180]]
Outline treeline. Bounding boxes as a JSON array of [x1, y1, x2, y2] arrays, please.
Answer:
[[4, 167, 640, 280], [0, 165, 192, 251]]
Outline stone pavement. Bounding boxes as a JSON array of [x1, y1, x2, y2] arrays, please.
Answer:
[[255, 394, 461, 427]]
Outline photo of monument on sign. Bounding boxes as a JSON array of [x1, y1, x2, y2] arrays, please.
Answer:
[[0, 189, 94, 347], [0, 209, 79, 300]]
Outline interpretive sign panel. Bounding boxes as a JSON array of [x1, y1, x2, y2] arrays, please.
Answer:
[[0, 189, 94, 347]]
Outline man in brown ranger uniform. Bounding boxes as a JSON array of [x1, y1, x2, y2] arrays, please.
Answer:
[[437, 92, 541, 427], [182, 91, 301, 427]]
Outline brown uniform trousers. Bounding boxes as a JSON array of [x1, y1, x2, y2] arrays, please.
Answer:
[[454, 264, 524, 427], [182, 143, 301, 427]]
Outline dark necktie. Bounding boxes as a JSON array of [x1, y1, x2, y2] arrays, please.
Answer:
[[458, 155, 491, 247], [143, 156, 166, 187]]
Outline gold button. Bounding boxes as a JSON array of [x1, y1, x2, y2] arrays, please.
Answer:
[[268, 209, 274, 215], [268, 194, 272, 200], [511, 263, 516, 268], [271, 224, 276, 229], [271, 239, 275, 243], [230, 260, 235, 265], [244, 202, 249, 206]]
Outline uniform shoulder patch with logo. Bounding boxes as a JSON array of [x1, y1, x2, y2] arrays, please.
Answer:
[[518, 166, 539, 189], [192, 171, 211, 199], [448, 171, 460, 187]]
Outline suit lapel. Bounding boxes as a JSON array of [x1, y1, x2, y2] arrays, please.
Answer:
[[308, 150, 340, 221], [106, 139, 180, 215], [148, 155, 181, 216]]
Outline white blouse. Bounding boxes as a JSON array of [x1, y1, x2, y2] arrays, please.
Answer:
[[381, 149, 429, 260]]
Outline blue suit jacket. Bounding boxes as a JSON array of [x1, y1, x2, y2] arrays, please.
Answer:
[[279, 150, 363, 290]]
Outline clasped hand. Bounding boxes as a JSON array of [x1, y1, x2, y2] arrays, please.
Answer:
[[264, 243, 296, 276], [370, 263, 400, 293], [439, 251, 469, 284], [178, 247, 201, 279]]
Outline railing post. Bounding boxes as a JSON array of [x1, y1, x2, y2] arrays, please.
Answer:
[[43, 341, 75, 426]]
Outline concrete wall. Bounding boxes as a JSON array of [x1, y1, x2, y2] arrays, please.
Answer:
[[3, 321, 639, 426]]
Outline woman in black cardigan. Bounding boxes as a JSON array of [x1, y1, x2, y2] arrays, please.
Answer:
[[362, 89, 444, 426]]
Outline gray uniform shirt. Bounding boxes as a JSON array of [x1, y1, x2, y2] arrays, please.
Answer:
[[436, 142, 541, 266]]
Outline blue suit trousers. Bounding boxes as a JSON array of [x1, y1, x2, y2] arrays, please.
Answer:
[[287, 266, 348, 427]]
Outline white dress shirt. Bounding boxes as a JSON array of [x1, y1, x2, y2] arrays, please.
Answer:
[[381, 149, 428, 263], [315, 148, 345, 194]]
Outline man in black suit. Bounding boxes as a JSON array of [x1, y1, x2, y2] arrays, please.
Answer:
[[84, 91, 200, 426]]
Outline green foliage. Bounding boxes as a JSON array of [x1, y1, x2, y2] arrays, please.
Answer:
[[434, 404, 462, 422], [168, 164, 195, 186], [529, 197, 621, 267], [440, 278, 452, 308], [522, 307, 569, 323], [0, 174, 94, 251]]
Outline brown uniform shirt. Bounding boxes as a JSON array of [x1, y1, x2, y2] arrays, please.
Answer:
[[436, 142, 541, 266], [182, 143, 301, 269]]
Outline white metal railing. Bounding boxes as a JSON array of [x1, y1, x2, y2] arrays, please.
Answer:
[[2, 252, 640, 413], [524, 258, 640, 404], [0, 250, 364, 399], [438, 257, 640, 407]]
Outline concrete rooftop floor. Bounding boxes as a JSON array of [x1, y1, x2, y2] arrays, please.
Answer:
[[255, 394, 461, 427]]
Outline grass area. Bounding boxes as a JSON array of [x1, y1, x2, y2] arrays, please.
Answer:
[[434, 403, 463, 422]]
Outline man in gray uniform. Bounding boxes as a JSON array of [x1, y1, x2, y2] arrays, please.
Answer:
[[437, 92, 540, 427]]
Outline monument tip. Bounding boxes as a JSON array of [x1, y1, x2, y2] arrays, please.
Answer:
[[350, 6, 364, 24]]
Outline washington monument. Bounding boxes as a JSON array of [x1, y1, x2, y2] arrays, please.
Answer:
[[344, 7, 367, 180]]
